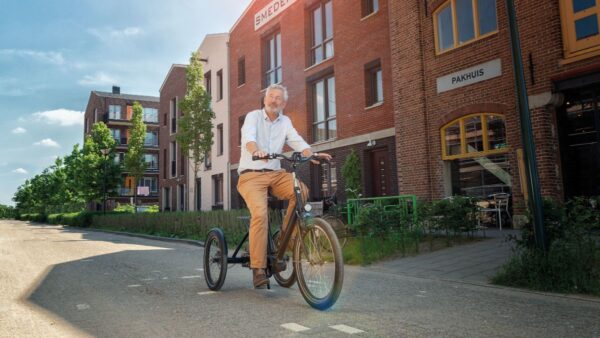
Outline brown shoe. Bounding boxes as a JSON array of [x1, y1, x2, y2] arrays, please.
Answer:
[[252, 268, 269, 289]]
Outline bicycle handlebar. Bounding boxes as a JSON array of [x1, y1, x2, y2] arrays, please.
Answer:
[[252, 152, 328, 164]]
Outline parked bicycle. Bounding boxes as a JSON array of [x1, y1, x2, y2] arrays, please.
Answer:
[[203, 152, 344, 310]]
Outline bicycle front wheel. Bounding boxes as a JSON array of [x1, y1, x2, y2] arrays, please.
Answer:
[[294, 217, 344, 310], [203, 228, 228, 291]]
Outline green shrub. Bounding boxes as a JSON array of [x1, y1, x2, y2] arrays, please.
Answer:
[[494, 196, 600, 295], [114, 203, 135, 213]]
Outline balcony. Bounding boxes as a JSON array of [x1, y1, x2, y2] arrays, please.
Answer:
[[144, 140, 159, 148]]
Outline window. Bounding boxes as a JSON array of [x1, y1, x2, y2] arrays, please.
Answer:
[[170, 97, 177, 134], [312, 75, 337, 142], [365, 60, 383, 106], [311, 1, 334, 65], [217, 123, 224, 156], [178, 184, 185, 211], [110, 128, 121, 143], [163, 187, 171, 211], [114, 152, 125, 165], [205, 150, 212, 170], [263, 31, 282, 88], [196, 178, 202, 211], [138, 177, 158, 194], [362, 0, 379, 17], [144, 154, 158, 170], [560, 0, 600, 58], [142, 108, 158, 123], [170, 141, 177, 178], [441, 113, 508, 159], [144, 131, 158, 147], [434, 0, 498, 54], [163, 149, 167, 179], [205, 71, 212, 97], [441, 113, 510, 198], [216, 69, 223, 101], [109, 105, 122, 120], [238, 56, 246, 86], [213, 173, 224, 208]]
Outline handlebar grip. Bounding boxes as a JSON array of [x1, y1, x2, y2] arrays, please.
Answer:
[[252, 154, 270, 161]]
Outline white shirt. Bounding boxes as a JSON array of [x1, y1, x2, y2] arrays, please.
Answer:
[[238, 109, 310, 173]]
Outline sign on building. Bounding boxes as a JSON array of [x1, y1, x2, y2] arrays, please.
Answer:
[[255, 0, 297, 31], [436, 59, 502, 93]]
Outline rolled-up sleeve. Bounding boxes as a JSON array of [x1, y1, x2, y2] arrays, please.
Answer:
[[240, 112, 257, 148], [285, 120, 310, 152]]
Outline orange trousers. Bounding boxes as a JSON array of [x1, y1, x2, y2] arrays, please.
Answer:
[[237, 170, 308, 269]]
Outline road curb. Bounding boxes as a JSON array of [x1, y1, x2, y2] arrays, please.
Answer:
[[68, 226, 205, 247]]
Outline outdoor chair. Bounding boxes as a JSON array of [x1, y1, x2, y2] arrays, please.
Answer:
[[478, 193, 511, 230]]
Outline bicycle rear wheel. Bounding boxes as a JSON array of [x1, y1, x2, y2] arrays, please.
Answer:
[[203, 228, 228, 291], [272, 230, 296, 287], [294, 217, 343, 310]]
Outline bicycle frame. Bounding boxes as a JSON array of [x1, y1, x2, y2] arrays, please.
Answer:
[[227, 152, 311, 270]]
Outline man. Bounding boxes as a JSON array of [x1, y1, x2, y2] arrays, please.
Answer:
[[238, 84, 331, 289]]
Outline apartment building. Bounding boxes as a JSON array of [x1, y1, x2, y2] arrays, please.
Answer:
[[83, 86, 160, 209], [389, 0, 600, 219], [195, 33, 231, 211], [228, 0, 396, 208], [159, 65, 188, 211]]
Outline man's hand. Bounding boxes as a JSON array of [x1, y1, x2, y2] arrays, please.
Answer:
[[311, 152, 332, 164], [252, 149, 269, 162]]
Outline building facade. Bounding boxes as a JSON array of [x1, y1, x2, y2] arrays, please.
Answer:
[[389, 0, 600, 220], [159, 65, 188, 211], [228, 0, 397, 208], [83, 87, 160, 209], [194, 33, 231, 211]]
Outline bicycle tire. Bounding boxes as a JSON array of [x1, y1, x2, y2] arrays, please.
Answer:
[[294, 217, 344, 310], [203, 228, 228, 291], [272, 230, 296, 287], [322, 214, 348, 248]]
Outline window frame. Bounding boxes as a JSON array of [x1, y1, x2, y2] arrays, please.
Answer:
[[237, 56, 246, 86], [311, 74, 337, 143], [217, 123, 224, 156], [310, 0, 334, 65], [560, 0, 600, 59], [262, 30, 282, 88], [433, 0, 499, 55], [216, 69, 223, 101], [204, 71, 212, 97], [170, 97, 177, 134], [440, 113, 509, 160], [362, 0, 379, 18], [365, 59, 383, 107]]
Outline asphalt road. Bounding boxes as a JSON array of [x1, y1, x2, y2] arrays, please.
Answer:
[[1, 220, 599, 337]]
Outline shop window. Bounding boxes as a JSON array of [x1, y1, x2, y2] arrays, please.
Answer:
[[311, 75, 337, 142], [434, 0, 498, 54], [310, 1, 334, 65], [441, 113, 510, 198], [560, 0, 600, 58], [263, 30, 282, 88]]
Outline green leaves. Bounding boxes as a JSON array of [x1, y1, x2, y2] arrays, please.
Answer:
[[341, 149, 362, 199]]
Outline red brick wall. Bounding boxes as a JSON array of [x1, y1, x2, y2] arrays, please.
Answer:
[[159, 66, 188, 210]]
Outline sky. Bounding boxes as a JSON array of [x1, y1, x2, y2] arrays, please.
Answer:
[[0, 0, 252, 206]]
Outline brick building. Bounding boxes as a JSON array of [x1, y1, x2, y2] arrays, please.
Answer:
[[159, 65, 188, 211], [389, 0, 600, 221], [83, 87, 160, 209], [228, 0, 397, 208]]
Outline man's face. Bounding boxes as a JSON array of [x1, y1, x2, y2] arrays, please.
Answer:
[[263, 88, 286, 114]]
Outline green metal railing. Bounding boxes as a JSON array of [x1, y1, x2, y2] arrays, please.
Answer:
[[346, 195, 418, 225]]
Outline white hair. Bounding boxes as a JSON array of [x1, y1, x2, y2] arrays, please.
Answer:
[[265, 84, 288, 102]]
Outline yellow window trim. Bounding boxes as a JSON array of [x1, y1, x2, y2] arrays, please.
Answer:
[[559, 0, 600, 58], [440, 113, 509, 160], [433, 0, 499, 55]]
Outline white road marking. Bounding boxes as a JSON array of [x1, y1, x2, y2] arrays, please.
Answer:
[[197, 291, 217, 295], [140, 278, 155, 281], [419, 290, 427, 293], [195, 268, 204, 271], [76, 303, 90, 310], [281, 323, 310, 333], [81, 259, 94, 262], [128, 284, 142, 288], [330, 324, 364, 334], [180, 275, 202, 279], [416, 294, 426, 298], [162, 277, 168, 280]]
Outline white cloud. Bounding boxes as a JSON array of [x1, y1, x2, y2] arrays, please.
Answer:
[[78, 72, 118, 86], [0, 49, 65, 65], [33, 109, 84, 126], [12, 168, 28, 174], [34, 138, 60, 148], [87, 26, 144, 41], [11, 127, 26, 134]]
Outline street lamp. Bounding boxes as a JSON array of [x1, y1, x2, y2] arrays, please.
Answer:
[[100, 148, 110, 214]]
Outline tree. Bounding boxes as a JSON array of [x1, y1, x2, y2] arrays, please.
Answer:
[[341, 149, 362, 200], [124, 101, 147, 210], [78, 122, 121, 208], [176, 51, 215, 210]]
